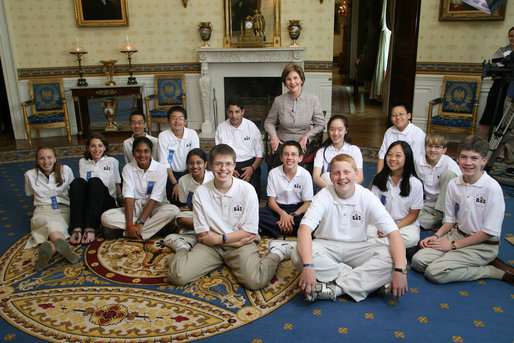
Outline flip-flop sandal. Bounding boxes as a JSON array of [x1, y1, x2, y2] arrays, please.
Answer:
[[35, 241, 53, 272], [69, 228, 82, 245], [82, 228, 96, 244], [55, 238, 79, 264]]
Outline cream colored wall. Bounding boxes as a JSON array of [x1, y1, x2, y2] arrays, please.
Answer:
[[417, 1, 514, 62], [6, 0, 334, 69]]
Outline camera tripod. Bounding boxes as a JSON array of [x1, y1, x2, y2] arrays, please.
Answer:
[[485, 95, 514, 172]]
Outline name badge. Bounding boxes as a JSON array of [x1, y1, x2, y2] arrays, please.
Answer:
[[146, 172, 157, 195], [147, 181, 155, 194], [455, 202, 460, 220], [50, 196, 59, 209], [167, 149, 175, 164], [86, 164, 95, 180], [326, 162, 330, 173], [380, 195, 387, 205], [186, 191, 194, 207]]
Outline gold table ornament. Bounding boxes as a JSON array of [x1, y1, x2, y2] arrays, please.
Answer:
[[100, 60, 117, 86]]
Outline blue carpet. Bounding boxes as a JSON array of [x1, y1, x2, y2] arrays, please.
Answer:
[[0, 145, 512, 342]]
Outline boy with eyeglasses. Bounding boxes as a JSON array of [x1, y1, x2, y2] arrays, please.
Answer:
[[259, 140, 313, 238], [165, 144, 288, 290], [377, 102, 425, 172], [215, 98, 264, 197], [414, 132, 461, 230], [123, 111, 159, 164], [158, 106, 199, 206]]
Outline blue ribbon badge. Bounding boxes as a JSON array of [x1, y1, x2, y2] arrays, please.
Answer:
[[168, 149, 175, 164], [50, 196, 59, 210], [380, 194, 387, 205], [186, 191, 194, 207]]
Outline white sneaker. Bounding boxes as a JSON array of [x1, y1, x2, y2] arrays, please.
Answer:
[[304, 282, 337, 302], [269, 240, 297, 261], [163, 234, 197, 251]]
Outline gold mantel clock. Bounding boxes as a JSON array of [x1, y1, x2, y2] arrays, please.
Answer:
[[235, 15, 265, 48]]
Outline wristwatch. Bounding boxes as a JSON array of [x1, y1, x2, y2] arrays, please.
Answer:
[[290, 212, 299, 218], [394, 268, 407, 274], [451, 241, 457, 250], [136, 218, 145, 225]]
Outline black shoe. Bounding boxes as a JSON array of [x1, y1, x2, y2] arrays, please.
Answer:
[[103, 228, 124, 240], [406, 245, 421, 260], [505, 168, 514, 177]]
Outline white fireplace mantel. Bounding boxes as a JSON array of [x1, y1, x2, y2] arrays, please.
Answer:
[[196, 47, 305, 137]]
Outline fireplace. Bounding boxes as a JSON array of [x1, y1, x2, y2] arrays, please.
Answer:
[[223, 77, 282, 132], [196, 47, 305, 137]]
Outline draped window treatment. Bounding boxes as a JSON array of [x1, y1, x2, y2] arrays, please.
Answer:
[[369, 0, 391, 101]]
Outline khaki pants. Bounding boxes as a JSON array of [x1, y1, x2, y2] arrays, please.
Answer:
[[418, 170, 458, 230], [411, 227, 499, 284], [167, 242, 281, 290], [101, 199, 179, 240], [291, 239, 394, 302], [367, 223, 420, 248]]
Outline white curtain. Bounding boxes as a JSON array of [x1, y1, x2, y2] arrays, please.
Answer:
[[369, 0, 391, 101]]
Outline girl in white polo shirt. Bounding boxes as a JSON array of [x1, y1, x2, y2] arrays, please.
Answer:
[[313, 115, 363, 188], [101, 136, 179, 240], [24, 147, 78, 271], [368, 140, 424, 248], [175, 148, 213, 230], [69, 133, 122, 245]]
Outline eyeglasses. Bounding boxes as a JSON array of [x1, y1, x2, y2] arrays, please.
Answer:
[[130, 120, 145, 125], [170, 116, 185, 121], [391, 113, 408, 118], [212, 162, 235, 169], [427, 145, 444, 150]]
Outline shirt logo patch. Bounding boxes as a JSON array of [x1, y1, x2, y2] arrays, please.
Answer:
[[244, 136, 251, 141], [350, 211, 363, 224], [293, 183, 302, 189], [186, 142, 192, 147], [474, 194, 487, 207], [232, 202, 245, 216]]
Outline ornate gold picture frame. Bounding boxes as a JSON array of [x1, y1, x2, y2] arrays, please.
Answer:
[[74, 0, 129, 27], [439, 0, 506, 21]]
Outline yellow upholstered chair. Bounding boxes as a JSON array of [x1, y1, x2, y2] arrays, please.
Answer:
[[21, 78, 72, 148], [145, 74, 186, 135], [426, 75, 482, 135]]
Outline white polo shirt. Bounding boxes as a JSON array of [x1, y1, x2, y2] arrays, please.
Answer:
[[445, 172, 504, 237], [371, 176, 424, 223], [193, 177, 259, 235], [122, 159, 168, 203], [415, 154, 461, 200], [378, 123, 426, 159], [215, 118, 263, 162], [25, 165, 74, 207], [123, 134, 159, 164], [301, 184, 398, 242], [78, 156, 121, 198], [266, 165, 313, 205], [178, 170, 214, 205], [158, 128, 200, 173], [314, 143, 363, 172]]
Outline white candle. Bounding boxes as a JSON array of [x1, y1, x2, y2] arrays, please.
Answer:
[[76, 36, 79, 46], [126, 35, 130, 45]]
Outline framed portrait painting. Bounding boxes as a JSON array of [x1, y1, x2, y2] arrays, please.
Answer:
[[439, 0, 506, 21], [74, 0, 129, 27]]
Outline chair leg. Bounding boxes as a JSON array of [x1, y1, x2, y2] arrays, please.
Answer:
[[26, 129, 32, 148]]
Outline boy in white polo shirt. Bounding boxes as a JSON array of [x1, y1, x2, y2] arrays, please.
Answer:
[[377, 102, 425, 172], [215, 98, 263, 197], [412, 136, 513, 285], [158, 106, 200, 205], [415, 132, 461, 230], [123, 111, 159, 164], [272, 154, 408, 302], [259, 140, 313, 238], [165, 144, 287, 290]]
